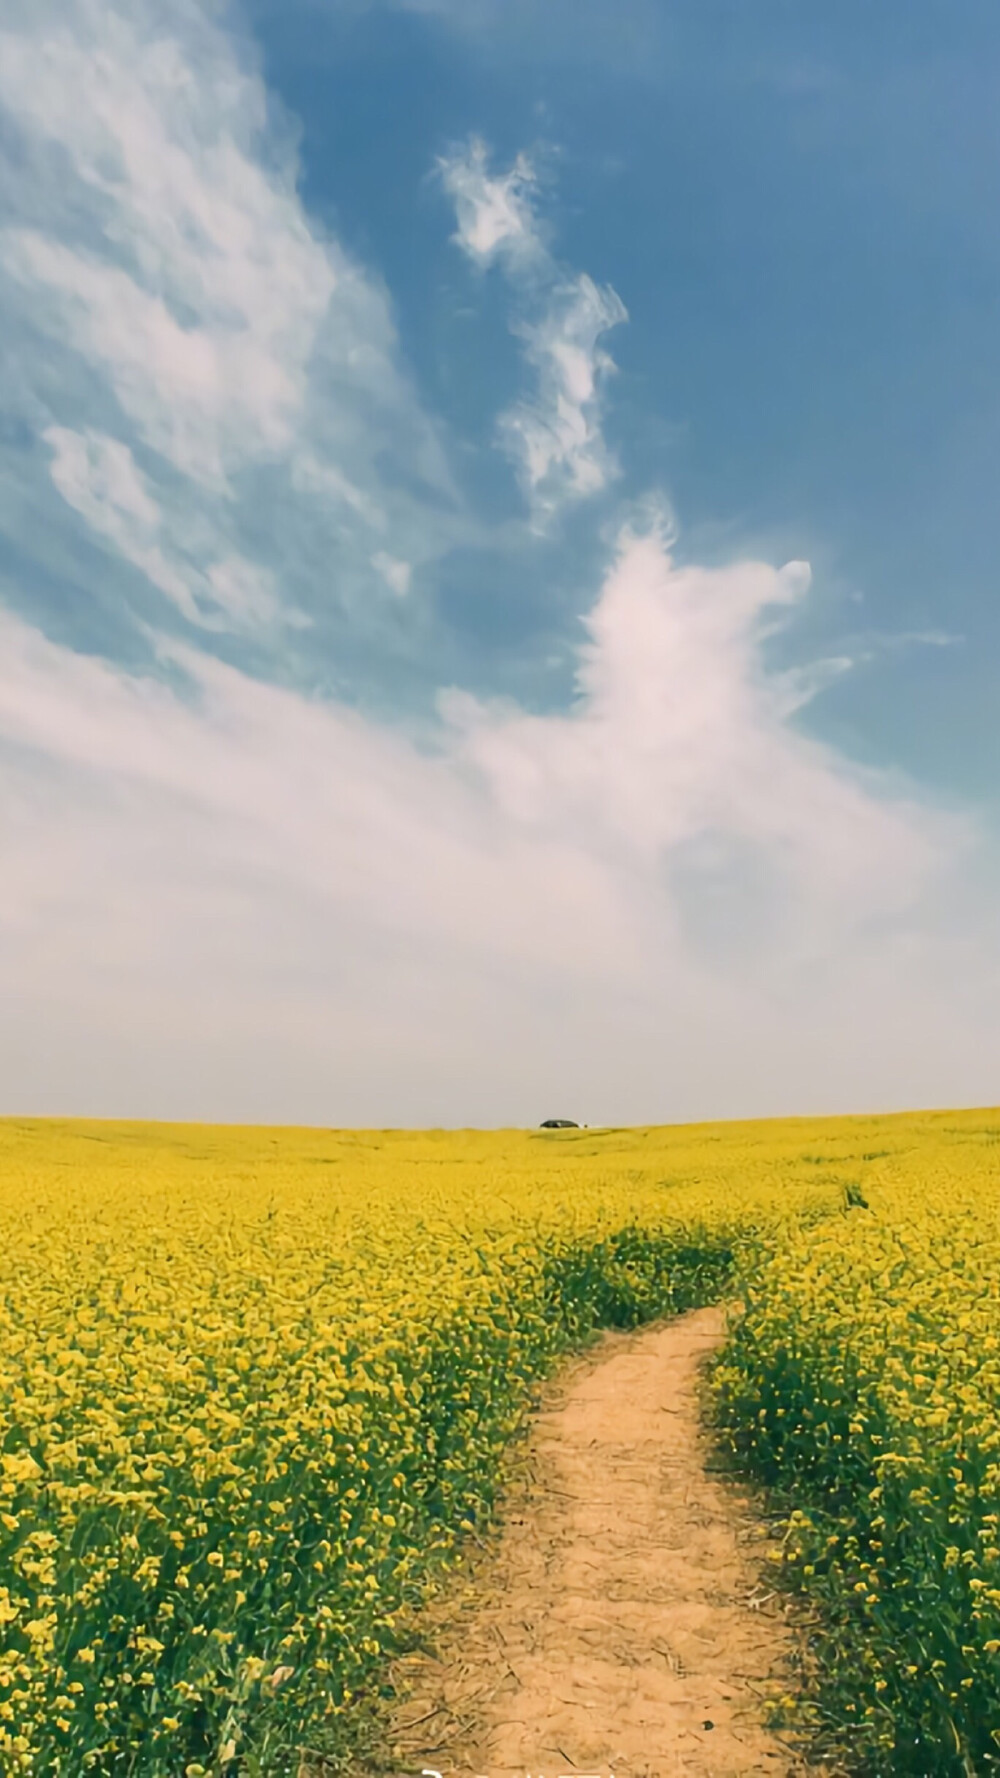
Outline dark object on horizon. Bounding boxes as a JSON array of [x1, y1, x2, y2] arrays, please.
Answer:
[[539, 1118, 579, 1129]]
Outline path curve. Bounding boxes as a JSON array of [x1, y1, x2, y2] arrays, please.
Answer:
[[389, 1306, 824, 1778]]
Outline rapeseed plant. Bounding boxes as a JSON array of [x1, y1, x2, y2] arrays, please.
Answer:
[[714, 1112, 1000, 1773], [3, 1109, 998, 1773]]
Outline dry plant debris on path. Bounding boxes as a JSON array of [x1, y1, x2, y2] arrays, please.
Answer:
[[386, 1307, 830, 1778]]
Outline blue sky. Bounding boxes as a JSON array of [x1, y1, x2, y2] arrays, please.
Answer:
[[0, 0, 998, 1124]]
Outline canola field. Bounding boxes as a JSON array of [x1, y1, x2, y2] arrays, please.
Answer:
[[1, 1111, 999, 1776], [715, 1125, 1000, 1773]]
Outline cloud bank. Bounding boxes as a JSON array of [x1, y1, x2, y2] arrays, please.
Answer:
[[2, 518, 997, 1125]]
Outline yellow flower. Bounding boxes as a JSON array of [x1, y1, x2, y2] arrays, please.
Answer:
[[4, 1106, 1000, 1770]]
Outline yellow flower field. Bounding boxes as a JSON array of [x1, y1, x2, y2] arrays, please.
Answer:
[[1, 1109, 998, 1774], [715, 1110, 1000, 1773]]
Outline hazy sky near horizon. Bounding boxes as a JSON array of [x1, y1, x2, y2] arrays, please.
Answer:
[[1, 0, 999, 1126]]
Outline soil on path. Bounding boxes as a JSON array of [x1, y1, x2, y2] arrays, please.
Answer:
[[387, 1306, 826, 1778]]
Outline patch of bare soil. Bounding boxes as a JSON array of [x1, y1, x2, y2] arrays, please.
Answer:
[[383, 1307, 830, 1778]]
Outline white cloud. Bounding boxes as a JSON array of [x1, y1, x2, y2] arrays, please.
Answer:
[[372, 552, 412, 596], [292, 454, 387, 529], [1, 520, 996, 1124], [770, 654, 856, 717], [439, 135, 543, 269], [0, 0, 458, 638], [45, 425, 201, 621], [205, 558, 287, 629], [503, 273, 628, 516], [43, 425, 303, 633], [439, 137, 628, 523], [442, 532, 944, 933], [0, 9, 334, 487]]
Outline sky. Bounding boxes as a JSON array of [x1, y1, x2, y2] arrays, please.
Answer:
[[1, 0, 999, 1126]]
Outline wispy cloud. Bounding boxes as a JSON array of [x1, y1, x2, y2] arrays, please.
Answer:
[[372, 552, 412, 596], [0, 8, 334, 488], [44, 426, 200, 623], [502, 274, 628, 515], [43, 425, 297, 631], [440, 136, 543, 270], [439, 136, 627, 525], [0, 0, 458, 646]]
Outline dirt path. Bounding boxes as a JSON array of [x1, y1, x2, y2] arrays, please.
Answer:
[[388, 1307, 822, 1778]]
